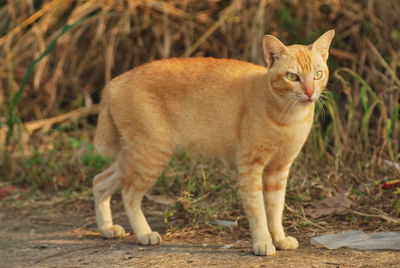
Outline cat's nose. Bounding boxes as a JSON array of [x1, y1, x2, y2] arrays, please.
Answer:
[[304, 89, 314, 99], [302, 82, 314, 100]]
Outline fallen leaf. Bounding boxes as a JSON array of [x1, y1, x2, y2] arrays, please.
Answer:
[[145, 193, 176, 205], [0, 185, 28, 200], [210, 219, 237, 228], [382, 179, 400, 189], [0, 185, 17, 199], [305, 192, 352, 218], [55, 175, 70, 186], [383, 160, 400, 172]]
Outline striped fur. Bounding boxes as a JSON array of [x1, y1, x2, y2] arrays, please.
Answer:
[[92, 30, 334, 256]]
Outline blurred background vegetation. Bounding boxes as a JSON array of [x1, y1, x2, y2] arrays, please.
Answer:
[[0, 0, 399, 230]]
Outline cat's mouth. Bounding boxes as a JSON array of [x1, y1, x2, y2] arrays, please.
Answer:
[[299, 99, 314, 105]]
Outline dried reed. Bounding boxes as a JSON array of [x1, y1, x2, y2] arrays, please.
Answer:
[[0, 0, 399, 164]]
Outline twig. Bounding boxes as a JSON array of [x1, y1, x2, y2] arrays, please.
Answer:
[[329, 48, 356, 61], [72, 221, 96, 233], [24, 104, 99, 135], [296, 205, 327, 229], [32, 243, 108, 264], [365, 38, 400, 88], [182, 0, 241, 57], [0, 105, 99, 145], [350, 209, 400, 224], [143, 0, 193, 20], [0, 0, 66, 45]]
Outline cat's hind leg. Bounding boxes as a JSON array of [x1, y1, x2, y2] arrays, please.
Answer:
[[93, 162, 125, 238], [119, 142, 172, 245]]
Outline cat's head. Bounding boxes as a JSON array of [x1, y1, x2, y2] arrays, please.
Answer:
[[263, 30, 335, 105]]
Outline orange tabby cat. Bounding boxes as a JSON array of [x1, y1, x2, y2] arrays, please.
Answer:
[[93, 30, 335, 256]]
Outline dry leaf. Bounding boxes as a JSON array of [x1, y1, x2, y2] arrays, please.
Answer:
[[305, 192, 352, 218], [0, 184, 28, 200], [145, 193, 176, 205]]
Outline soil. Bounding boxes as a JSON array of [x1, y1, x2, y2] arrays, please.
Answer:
[[1, 198, 399, 268]]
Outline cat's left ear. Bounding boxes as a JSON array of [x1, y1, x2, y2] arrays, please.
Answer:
[[311, 30, 335, 61]]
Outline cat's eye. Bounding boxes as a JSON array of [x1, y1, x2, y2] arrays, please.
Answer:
[[314, 71, 323, 80], [286, 72, 299, 81]]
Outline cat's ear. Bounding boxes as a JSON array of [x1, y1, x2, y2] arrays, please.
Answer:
[[311, 29, 335, 61], [263, 35, 289, 68]]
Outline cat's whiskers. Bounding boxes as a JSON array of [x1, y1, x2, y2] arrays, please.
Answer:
[[316, 91, 329, 120], [282, 93, 300, 123], [319, 91, 330, 101], [316, 99, 325, 121], [272, 90, 300, 123], [286, 101, 297, 122], [275, 93, 297, 106]]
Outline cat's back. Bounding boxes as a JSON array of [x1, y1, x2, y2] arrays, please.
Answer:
[[107, 57, 267, 120], [109, 57, 266, 96], [136, 57, 266, 77]]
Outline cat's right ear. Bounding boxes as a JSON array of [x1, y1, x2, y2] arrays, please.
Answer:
[[263, 35, 289, 68]]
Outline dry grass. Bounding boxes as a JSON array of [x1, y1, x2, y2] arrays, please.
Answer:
[[1, 0, 398, 155], [0, 0, 399, 230]]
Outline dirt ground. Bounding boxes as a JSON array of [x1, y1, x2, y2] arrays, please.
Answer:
[[1, 199, 399, 268]]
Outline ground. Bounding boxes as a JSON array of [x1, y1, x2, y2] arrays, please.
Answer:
[[1, 198, 399, 268]]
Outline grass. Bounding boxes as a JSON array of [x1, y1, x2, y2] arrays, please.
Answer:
[[1, 124, 398, 231], [1, 129, 110, 196], [4, 19, 86, 145], [159, 153, 240, 225], [0, 0, 399, 231]]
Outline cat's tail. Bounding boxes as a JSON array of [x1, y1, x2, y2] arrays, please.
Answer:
[[94, 86, 120, 158]]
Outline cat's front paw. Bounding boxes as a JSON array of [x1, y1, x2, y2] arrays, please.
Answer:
[[253, 241, 276, 256], [137, 231, 162, 245], [99, 224, 126, 238], [274, 236, 299, 250]]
